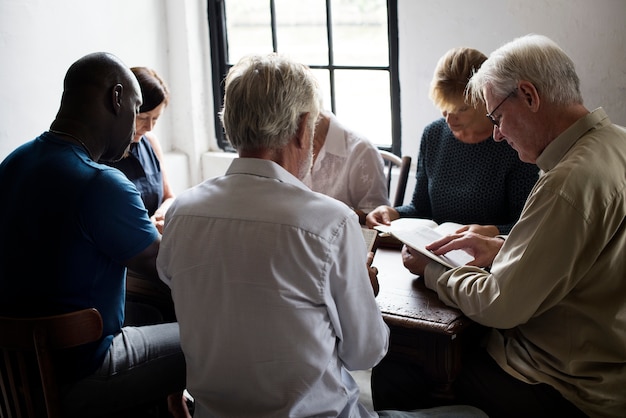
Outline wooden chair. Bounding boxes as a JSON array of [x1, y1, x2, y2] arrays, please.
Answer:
[[126, 270, 177, 325], [379, 150, 412, 207], [0, 308, 103, 418]]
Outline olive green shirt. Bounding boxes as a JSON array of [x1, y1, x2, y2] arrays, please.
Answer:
[[425, 108, 626, 417]]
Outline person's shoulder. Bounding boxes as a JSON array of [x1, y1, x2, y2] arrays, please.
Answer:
[[345, 131, 379, 157], [419, 118, 451, 152], [290, 180, 354, 216], [424, 118, 447, 131], [330, 116, 373, 149], [421, 118, 449, 141], [312, 188, 357, 221], [332, 120, 381, 163], [0, 139, 36, 169], [88, 162, 138, 192], [142, 132, 161, 151], [297, 189, 359, 237]]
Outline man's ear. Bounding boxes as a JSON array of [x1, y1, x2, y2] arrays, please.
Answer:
[[518, 80, 540, 112], [294, 112, 311, 149], [111, 84, 123, 115]]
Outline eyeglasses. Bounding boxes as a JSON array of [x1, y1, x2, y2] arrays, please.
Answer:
[[486, 90, 516, 127]]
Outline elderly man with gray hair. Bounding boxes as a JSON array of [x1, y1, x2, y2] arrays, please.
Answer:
[[157, 53, 486, 418], [374, 34, 626, 417]]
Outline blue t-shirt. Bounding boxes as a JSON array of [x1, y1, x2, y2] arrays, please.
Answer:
[[106, 136, 163, 216], [0, 131, 159, 379]]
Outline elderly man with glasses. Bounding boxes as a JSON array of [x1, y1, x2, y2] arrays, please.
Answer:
[[373, 34, 626, 418]]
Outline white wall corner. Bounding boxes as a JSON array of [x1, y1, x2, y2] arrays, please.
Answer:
[[166, 0, 216, 187], [201, 151, 237, 182], [163, 151, 191, 195]]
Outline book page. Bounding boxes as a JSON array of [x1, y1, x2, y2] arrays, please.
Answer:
[[433, 221, 465, 236], [391, 226, 472, 268], [372, 218, 471, 268], [361, 227, 379, 253], [374, 217, 439, 235]]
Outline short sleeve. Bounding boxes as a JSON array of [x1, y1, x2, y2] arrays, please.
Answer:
[[80, 167, 158, 262]]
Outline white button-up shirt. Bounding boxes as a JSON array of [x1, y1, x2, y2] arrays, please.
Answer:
[[303, 112, 389, 213], [158, 158, 389, 417]]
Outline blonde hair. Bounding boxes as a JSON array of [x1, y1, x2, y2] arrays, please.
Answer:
[[429, 47, 488, 111]]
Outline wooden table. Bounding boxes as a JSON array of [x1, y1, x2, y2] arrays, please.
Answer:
[[373, 247, 484, 399]]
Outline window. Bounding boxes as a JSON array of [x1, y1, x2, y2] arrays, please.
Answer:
[[208, 0, 401, 155]]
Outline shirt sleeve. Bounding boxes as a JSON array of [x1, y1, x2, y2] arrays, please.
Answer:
[[396, 128, 432, 218], [326, 214, 390, 370], [423, 183, 600, 329], [347, 141, 390, 212], [80, 167, 159, 263]]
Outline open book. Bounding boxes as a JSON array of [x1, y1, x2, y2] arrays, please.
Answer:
[[374, 218, 473, 269], [361, 227, 379, 253]]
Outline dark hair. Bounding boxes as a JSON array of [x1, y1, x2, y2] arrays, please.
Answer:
[[131, 67, 170, 113]]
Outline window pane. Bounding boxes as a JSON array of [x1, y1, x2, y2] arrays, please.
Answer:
[[332, 0, 388, 66], [310, 69, 332, 110], [215, 0, 397, 152], [334, 70, 391, 148], [225, 0, 273, 64], [274, 0, 328, 65]]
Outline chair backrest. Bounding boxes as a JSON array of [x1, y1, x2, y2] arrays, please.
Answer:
[[0, 308, 103, 418], [379, 150, 412, 207]]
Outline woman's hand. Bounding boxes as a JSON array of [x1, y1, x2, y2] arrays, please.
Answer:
[[365, 205, 400, 228], [151, 197, 175, 234], [151, 214, 165, 234]]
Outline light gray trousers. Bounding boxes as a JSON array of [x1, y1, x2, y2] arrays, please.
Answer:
[[61, 322, 185, 417], [378, 405, 488, 418]]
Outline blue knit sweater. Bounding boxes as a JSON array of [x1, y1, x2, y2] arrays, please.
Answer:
[[396, 118, 538, 234]]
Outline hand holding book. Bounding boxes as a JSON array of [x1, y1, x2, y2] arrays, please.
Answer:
[[423, 229, 504, 269], [374, 218, 473, 269]]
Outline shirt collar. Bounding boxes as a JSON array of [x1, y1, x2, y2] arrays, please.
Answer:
[[321, 113, 348, 158], [226, 157, 310, 192], [536, 108, 610, 172]]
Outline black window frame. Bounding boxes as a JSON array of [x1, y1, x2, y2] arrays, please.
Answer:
[[208, 0, 401, 155]]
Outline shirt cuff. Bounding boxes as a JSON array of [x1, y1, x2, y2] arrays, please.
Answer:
[[423, 262, 449, 291]]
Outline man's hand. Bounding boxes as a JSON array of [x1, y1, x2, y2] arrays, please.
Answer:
[[367, 251, 380, 296], [454, 224, 500, 238], [426, 231, 503, 268], [401, 244, 433, 276], [365, 205, 400, 228]]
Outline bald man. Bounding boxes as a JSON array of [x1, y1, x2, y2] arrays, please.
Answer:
[[0, 52, 189, 417]]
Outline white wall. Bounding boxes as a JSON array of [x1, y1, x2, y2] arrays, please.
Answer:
[[0, 0, 214, 191], [1, 0, 625, 198], [1, 0, 167, 157], [397, 0, 626, 162]]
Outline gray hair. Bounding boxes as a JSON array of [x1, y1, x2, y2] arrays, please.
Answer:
[[219, 53, 322, 152], [467, 34, 583, 106]]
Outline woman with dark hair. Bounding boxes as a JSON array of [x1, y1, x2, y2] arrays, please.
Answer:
[[107, 66, 175, 233]]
